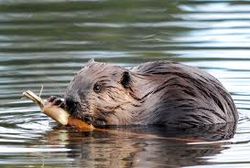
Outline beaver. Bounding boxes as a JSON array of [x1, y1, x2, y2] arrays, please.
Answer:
[[48, 60, 238, 128]]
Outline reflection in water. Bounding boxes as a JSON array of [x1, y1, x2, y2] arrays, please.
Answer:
[[43, 123, 236, 167], [0, 0, 250, 167]]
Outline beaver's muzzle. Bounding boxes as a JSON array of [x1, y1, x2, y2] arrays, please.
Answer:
[[65, 96, 93, 124], [65, 97, 78, 115]]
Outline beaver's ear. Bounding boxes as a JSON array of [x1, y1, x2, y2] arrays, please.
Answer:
[[84, 58, 95, 68], [87, 58, 95, 64], [120, 71, 131, 88]]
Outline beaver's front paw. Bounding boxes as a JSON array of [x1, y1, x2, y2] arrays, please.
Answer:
[[47, 96, 65, 109]]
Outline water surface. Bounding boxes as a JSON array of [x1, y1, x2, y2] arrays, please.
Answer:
[[1, 0, 250, 167]]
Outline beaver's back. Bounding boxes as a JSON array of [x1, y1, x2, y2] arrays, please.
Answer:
[[131, 61, 238, 128]]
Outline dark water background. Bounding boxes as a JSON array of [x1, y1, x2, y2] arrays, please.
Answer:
[[1, 0, 250, 167]]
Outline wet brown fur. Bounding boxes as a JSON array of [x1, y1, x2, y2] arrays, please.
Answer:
[[64, 60, 238, 128]]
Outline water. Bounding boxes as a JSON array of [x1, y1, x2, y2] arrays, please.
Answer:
[[0, 0, 250, 167]]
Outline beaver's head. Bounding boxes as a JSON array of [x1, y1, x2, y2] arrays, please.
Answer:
[[64, 60, 137, 127]]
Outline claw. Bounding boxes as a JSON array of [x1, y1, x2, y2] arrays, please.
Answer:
[[48, 96, 57, 103], [47, 96, 66, 110], [54, 98, 63, 106]]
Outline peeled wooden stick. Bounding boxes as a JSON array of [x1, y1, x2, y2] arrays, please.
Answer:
[[22, 90, 95, 131]]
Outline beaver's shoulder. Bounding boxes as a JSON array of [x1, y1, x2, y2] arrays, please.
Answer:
[[130, 60, 238, 126]]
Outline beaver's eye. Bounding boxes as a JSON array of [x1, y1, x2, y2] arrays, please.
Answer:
[[93, 83, 102, 93]]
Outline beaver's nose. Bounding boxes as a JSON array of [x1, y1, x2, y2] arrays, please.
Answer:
[[65, 97, 78, 115]]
